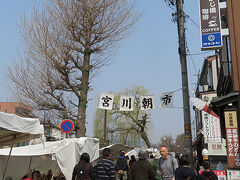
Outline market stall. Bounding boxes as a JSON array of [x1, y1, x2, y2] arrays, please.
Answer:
[[0, 137, 99, 180]]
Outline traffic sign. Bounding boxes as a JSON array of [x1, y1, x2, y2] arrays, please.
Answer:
[[60, 120, 74, 133]]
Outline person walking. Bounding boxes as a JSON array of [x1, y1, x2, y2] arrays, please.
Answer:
[[197, 160, 217, 180], [129, 155, 136, 170], [129, 150, 155, 180], [175, 155, 197, 180], [147, 153, 162, 180], [157, 146, 178, 180], [72, 153, 94, 180], [193, 154, 200, 175], [116, 151, 128, 180], [94, 148, 116, 180]]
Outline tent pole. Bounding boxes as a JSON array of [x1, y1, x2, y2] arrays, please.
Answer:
[[28, 156, 32, 169], [2, 134, 16, 180]]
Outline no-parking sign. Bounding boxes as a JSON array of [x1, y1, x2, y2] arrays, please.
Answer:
[[60, 120, 74, 133]]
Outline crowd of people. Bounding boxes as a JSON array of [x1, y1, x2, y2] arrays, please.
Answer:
[[71, 145, 218, 180], [3, 145, 218, 180]]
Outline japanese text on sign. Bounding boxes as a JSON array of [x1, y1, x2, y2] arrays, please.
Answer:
[[160, 92, 174, 108], [140, 96, 154, 110]]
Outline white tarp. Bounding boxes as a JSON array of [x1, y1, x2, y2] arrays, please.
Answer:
[[126, 147, 160, 159], [0, 112, 44, 146], [0, 137, 99, 180]]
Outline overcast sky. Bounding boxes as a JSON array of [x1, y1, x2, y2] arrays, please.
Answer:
[[0, 0, 213, 144]]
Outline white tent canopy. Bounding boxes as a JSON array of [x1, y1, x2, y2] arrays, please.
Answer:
[[126, 147, 160, 159], [0, 137, 99, 180], [0, 112, 44, 146]]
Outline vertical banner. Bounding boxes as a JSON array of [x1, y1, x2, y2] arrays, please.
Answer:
[[140, 95, 154, 110], [199, 0, 222, 49], [119, 95, 134, 111], [225, 111, 240, 168], [202, 112, 221, 143], [160, 92, 174, 108], [98, 93, 114, 110]]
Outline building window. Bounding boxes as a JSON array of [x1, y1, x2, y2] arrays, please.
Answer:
[[4, 109, 7, 113]]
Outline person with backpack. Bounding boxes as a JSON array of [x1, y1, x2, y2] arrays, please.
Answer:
[[197, 160, 217, 180], [175, 154, 197, 180], [94, 148, 116, 180], [157, 146, 178, 180], [129, 150, 155, 180], [72, 153, 95, 180]]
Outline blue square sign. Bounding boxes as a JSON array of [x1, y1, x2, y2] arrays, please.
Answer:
[[201, 33, 222, 49]]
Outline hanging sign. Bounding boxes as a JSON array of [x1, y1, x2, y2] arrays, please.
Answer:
[[140, 95, 154, 110], [202, 111, 221, 143], [119, 95, 134, 111], [225, 111, 240, 169], [98, 93, 114, 110], [199, 0, 222, 49], [160, 92, 174, 108]]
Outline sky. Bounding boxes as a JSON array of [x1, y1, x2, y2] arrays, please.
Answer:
[[0, 0, 213, 144]]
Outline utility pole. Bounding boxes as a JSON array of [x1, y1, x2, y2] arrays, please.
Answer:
[[176, 0, 193, 161]]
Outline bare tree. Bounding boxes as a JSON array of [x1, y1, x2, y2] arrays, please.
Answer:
[[8, 0, 140, 137], [158, 133, 185, 154], [158, 135, 175, 152], [175, 133, 185, 154]]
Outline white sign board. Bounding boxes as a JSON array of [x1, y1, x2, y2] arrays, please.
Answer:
[[202, 112, 221, 143], [160, 92, 174, 108], [140, 96, 154, 110], [208, 138, 227, 156], [227, 170, 240, 180], [119, 95, 134, 111], [98, 93, 114, 110]]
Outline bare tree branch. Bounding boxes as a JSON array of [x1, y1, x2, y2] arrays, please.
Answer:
[[9, 0, 140, 137]]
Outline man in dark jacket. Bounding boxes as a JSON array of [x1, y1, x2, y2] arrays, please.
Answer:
[[198, 160, 218, 180], [129, 150, 155, 180], [175, 155, 197, 180], [116, 151, 128, 180], [94, 148, 116, 180]]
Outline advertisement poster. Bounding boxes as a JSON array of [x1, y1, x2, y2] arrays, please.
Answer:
[[225, 111, 240, 168]]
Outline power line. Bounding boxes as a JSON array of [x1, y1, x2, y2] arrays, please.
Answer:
[[185, 41, 198, 74], [186, 15, 200, 29]]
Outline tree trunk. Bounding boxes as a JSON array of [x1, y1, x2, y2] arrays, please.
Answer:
[[141, 131, 151, 148], [76, 52, 90, 137]]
